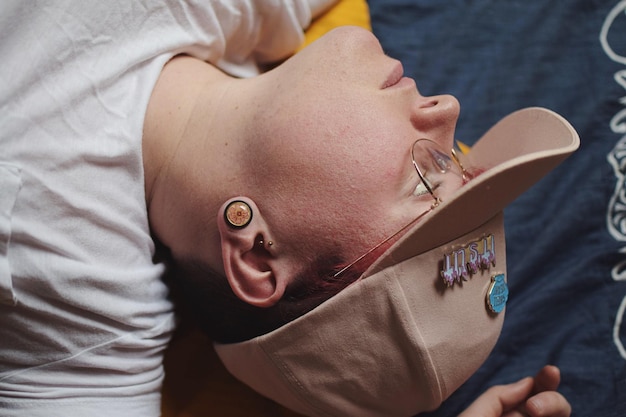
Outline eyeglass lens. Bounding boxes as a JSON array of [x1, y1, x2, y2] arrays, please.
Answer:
[[412, 139, 466, 199]]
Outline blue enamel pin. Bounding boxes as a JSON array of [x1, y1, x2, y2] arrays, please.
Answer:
[[486, 274, 508, 314]]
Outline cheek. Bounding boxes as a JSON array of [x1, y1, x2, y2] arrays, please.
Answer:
[[256, 94, 413, 256], [267, 166, 397, 261], [299, 106, 405, 180]]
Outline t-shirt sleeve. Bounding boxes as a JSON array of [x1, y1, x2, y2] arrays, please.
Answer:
[[212, 0, 337, 77]]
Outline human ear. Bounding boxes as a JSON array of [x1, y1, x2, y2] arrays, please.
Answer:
[[217, 197, 287, 308]]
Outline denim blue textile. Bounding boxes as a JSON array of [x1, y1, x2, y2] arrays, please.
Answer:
[[369, 1, 626, 415]]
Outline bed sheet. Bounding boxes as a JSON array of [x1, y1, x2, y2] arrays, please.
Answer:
[[368, 1, 626, 416]]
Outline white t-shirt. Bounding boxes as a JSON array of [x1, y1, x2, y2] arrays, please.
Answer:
[[0, 1, 332, 415]]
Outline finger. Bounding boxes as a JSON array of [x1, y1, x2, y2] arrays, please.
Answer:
[[525, 391, 572, 417], [502, 411, 529, 417], [458, 377, 534, 417], [532, 365, 561, 394]]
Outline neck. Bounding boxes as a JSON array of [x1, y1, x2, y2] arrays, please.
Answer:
[[142, 55, 247, 269]]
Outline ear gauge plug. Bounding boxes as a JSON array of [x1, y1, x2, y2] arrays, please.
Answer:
[[224, 200, 253, 229]]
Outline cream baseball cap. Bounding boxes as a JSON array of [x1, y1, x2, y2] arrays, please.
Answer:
[[215, 107, 580, 417]]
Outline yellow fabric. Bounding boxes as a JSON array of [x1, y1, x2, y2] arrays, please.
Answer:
[[456, 141, 471, 155], [161, 1, 370, 416], [301, 0, 371, 50]]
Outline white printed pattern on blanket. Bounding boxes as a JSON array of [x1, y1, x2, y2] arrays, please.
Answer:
[[602, 0, 626, 360]]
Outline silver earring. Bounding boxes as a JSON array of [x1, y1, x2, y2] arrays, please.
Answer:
[[224, 200, 253, 228], [258, 239, 274, 247]]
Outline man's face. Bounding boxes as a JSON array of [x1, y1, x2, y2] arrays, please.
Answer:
[[247, 26, 462, 263]]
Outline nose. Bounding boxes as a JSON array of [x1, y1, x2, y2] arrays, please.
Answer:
[[411, 94, 460, 146]]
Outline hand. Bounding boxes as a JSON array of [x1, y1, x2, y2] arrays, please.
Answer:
[[458, 365, 571, 417]]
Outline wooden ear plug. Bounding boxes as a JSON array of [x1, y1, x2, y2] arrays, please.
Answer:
[[224, 200, 253, 229]]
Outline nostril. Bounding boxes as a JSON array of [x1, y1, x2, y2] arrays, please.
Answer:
[[421, 99, 438, 108]]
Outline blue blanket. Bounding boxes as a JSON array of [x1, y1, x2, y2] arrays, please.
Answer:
[[369, 1, 626, 415]]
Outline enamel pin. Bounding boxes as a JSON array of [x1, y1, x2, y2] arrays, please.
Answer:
[[440, 234, 508, 314], [486, 274, 508, 314], [440, 234, 496, 287]]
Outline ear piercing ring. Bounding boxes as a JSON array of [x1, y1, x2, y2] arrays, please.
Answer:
[[224, 200, 253, 228]]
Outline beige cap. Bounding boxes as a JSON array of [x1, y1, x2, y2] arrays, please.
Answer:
[[215, 107, 580, 417]]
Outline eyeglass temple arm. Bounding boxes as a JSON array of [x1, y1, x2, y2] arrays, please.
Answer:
[[411, 160, 441, 208]]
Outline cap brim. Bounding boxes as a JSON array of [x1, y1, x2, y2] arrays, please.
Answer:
[[364, 107, 580, 276]]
